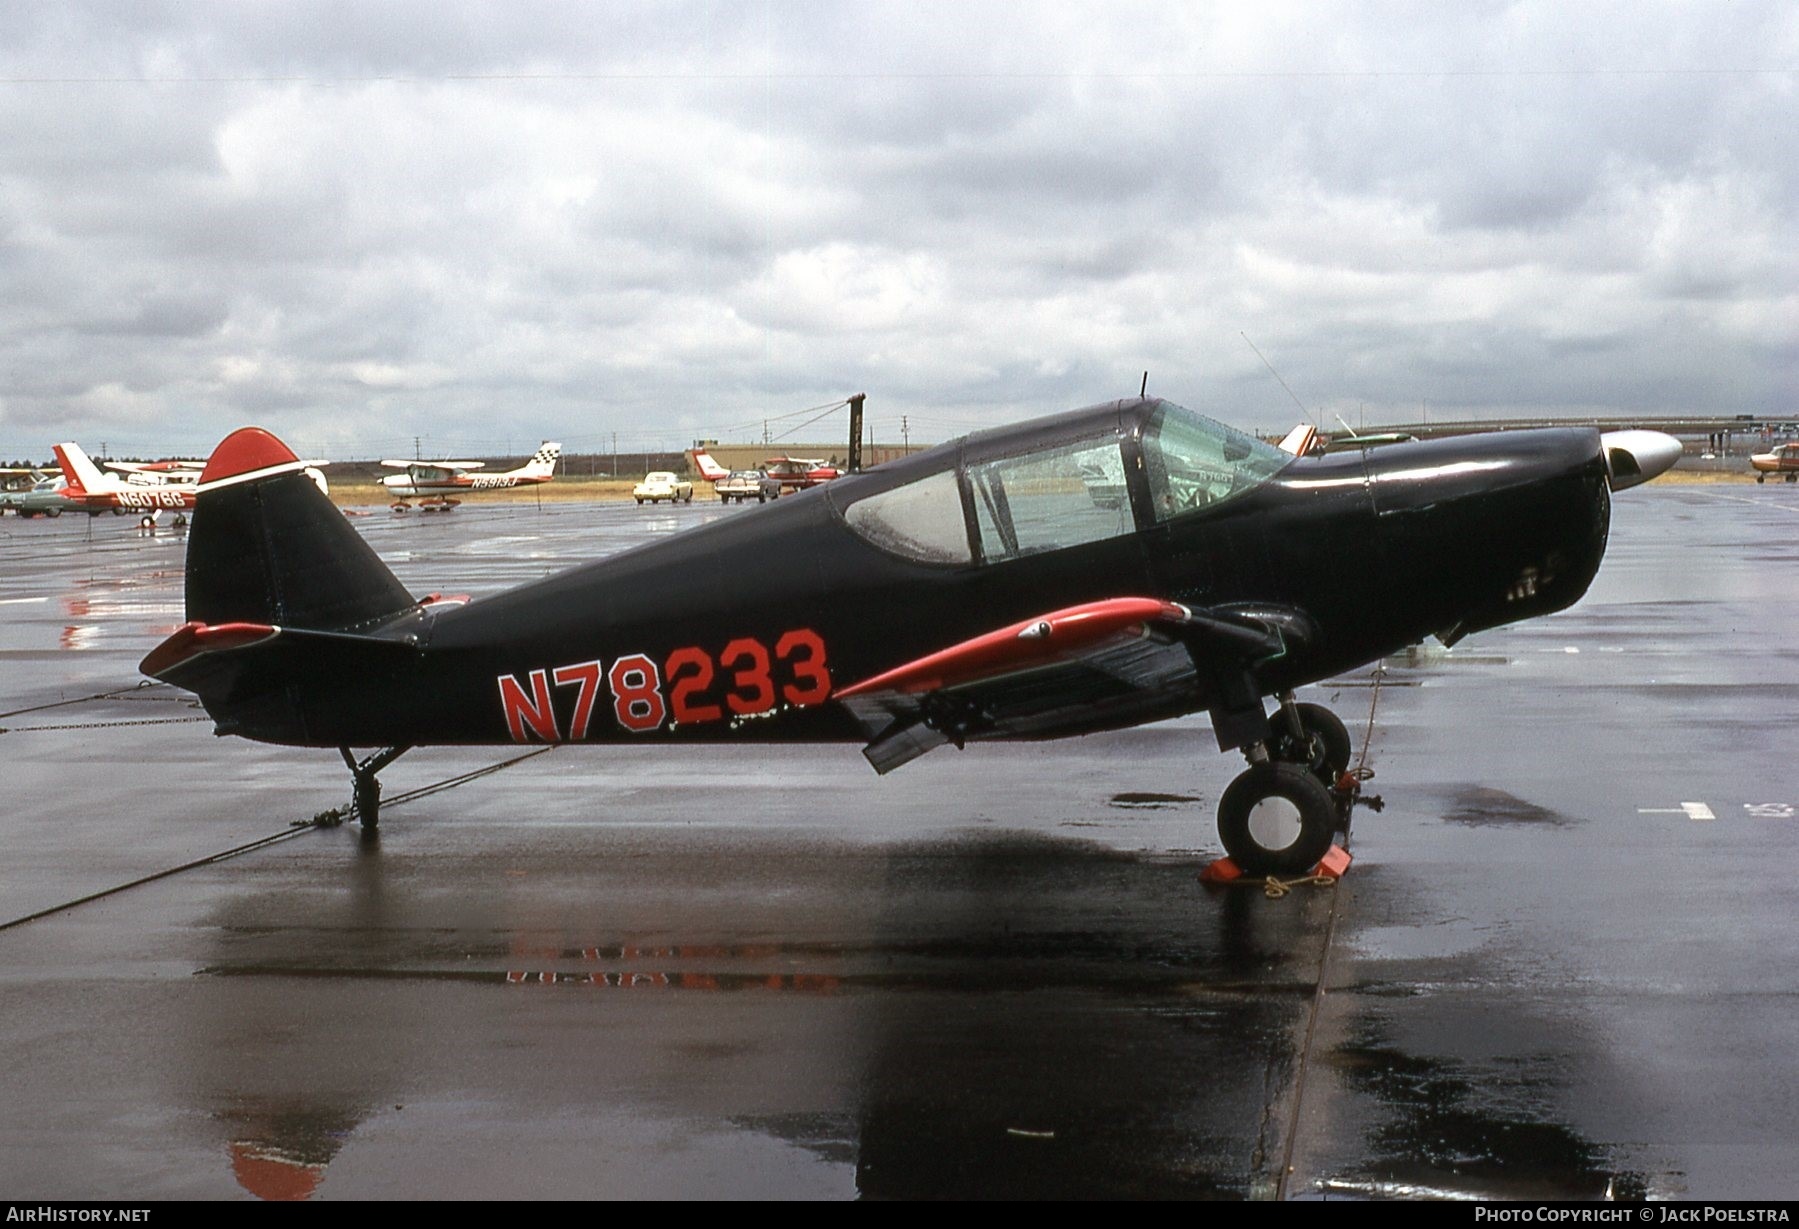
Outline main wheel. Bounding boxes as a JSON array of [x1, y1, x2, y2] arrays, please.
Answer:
[[1758, 474, 1766, 483], [1267, 702, 1352, 783], [1217, 761, 1337, 875]]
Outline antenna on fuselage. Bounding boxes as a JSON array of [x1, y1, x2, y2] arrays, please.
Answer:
[[1241, 333, 1317, 428], [1140, 371, 1149, 398]]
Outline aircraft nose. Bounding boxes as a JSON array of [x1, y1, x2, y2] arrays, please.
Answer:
[[1600, 430, 1682, 491]]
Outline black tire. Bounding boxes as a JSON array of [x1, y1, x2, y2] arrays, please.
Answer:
[[112, 507, 128, 516], [1217, 761, 1337, 875], [44, 506, 60, 518], [1757, 474, 1766, 483], [1267, 702, 1352, 783]]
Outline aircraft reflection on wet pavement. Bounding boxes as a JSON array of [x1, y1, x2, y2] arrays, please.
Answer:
[[185, 829, 1335, 1199], [142, 397, 1679, 874]]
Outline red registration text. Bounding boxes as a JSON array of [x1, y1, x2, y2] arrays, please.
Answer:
[[496, 629, 831, 742]]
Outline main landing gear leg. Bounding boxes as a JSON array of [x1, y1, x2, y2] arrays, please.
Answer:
[[340, 745, 411, 830], [1215, 693, 1372, 875]]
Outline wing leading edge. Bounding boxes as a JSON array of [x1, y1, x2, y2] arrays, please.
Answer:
[[833, 596, 1298, 774]]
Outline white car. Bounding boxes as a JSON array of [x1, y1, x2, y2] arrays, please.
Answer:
[[633, 471, 694, 504]]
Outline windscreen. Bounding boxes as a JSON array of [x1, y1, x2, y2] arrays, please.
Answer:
[[1141, 402, 1289, 521]]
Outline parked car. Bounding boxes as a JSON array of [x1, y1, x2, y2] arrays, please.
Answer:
[[714, 469, 779, 503], [633, 471, 694, 504], [9, 476, 92, 518]]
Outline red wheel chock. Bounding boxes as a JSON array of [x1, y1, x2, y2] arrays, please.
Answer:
[[1200, 844, 1352, 888]]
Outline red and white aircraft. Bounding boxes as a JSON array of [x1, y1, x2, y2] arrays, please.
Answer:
[[690, 447, 839, 493], [379, 442, 561, 511], [761, 455, 840, 491], [54, 441, 199, 520], [54, 440, 327, 524], [1750, 441, 1799, 483]]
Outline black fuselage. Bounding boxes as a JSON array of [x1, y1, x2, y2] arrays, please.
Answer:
[[193, 399, 1611, 749]]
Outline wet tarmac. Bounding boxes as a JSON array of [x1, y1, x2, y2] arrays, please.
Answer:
[[1, 485, 1795, 1200]]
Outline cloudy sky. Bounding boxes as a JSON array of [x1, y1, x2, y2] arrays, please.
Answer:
[[0, 1, 1793, 461]]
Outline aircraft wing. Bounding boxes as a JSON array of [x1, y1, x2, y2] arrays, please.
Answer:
[[107, 460, 204, 473], [833, 597, 1292, 773], [379, 459, 486, 470]]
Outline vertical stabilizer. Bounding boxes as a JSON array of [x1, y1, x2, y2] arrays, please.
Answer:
[[519, 442, 561, 479], [690, 449, 728, 482], [188, 428, 415, 630], [52, 442, 113, 496]]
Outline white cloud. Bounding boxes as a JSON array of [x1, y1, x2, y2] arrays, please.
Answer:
[[0, 0, 1793, 459]]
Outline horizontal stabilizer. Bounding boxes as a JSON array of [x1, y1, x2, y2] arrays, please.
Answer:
[[142, 619, 416, 680], [140, 618, 425, 741]]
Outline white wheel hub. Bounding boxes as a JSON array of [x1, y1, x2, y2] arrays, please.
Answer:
[[1245, 795, 1303, 852]]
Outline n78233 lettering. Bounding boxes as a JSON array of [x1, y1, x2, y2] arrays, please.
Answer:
[[496, 629, 832, 742]]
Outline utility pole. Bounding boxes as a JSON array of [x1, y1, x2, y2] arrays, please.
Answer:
[[847, 392, 867, 473], [901, 415, 909, 449], [611, 431, 617, 477]]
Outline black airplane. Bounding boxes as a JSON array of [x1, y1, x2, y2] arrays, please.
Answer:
[[141, 397, 1680, 874]]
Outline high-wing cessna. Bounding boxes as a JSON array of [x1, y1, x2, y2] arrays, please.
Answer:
[[141, 398, 1680, 874], [379, 443, 561, 511], [53, 441, 200, 522], [1750, 441, 1799, 483], [692, 447, 837, 498], [759, 454, 840, 492], [53, 441, 326, 524]]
